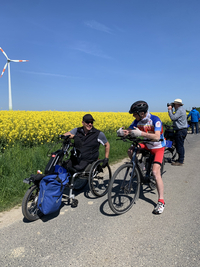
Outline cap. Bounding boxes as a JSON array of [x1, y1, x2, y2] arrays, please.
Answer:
[[173, 99, 183, 105], [83, 114, 95, 122]]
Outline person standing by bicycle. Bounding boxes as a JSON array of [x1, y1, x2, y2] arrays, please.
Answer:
[[167, 99, 187, 166], [187, 107, 200, 134], [117, 101, 166, 214], [63, 114, 110, 172]]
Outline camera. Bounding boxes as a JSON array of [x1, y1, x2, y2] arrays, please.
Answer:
[[167, 103, 174, 108]]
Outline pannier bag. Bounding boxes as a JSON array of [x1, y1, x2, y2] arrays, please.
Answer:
[[37, 167, 70, 215]]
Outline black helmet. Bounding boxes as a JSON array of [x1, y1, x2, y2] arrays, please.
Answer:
[[129, 100, 148, 114]]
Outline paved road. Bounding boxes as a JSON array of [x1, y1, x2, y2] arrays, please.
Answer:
[[0, 134, 200, 267]]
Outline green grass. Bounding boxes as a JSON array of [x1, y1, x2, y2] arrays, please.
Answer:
[[0, 131, 130, 212]]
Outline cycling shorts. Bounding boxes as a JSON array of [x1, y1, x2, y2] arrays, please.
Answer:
[[139, 143, 165, 165]]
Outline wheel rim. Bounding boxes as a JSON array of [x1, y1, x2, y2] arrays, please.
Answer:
[[27, 188, 40, 216], [90, 162, 111, 197]]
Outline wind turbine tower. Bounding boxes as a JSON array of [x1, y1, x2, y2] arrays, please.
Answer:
[[0, 47, 29, 110]]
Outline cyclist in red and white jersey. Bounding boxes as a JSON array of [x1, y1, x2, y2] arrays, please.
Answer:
[[117, 100, 166, 214]]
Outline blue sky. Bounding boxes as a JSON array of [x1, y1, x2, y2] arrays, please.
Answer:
[[0, 0, 200, 112]]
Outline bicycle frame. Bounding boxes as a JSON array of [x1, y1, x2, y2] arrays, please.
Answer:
[[119, 138, 155, 194]]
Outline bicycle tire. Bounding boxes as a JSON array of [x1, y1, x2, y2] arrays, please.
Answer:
[[88, 160, 112, 197], [22, 185, 43, 221], [108, 163, 140, 215]]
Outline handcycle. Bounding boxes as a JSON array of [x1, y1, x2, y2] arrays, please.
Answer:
[[22, 135, 112, 221], [163, 124, 177, 163], [107, 135, 164, 215]]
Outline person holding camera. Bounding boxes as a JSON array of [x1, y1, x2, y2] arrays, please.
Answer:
[[167, 99, 187, 166], [187, 107, 200, 134]]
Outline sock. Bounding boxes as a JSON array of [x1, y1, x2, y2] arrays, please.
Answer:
[[158, 199, 165, 205]]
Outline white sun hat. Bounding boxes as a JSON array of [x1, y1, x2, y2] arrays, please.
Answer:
[[173, 99, 183, 105]]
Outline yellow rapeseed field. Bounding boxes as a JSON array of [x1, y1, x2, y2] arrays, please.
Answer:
[[0, 111, 171, 147]]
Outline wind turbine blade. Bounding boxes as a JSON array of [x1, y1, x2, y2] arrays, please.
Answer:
[[0, 62, 8, 77], [0, 47, 9, 60], [10, 60, 29, 63]]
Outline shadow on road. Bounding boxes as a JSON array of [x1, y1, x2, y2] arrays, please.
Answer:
[[98, 184, 157, 217]]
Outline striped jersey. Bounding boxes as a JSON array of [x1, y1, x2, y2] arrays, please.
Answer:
[[129, 112, 166, 149]]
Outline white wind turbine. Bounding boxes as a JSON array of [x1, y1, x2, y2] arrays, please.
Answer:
[[0, 47, 29, 110]]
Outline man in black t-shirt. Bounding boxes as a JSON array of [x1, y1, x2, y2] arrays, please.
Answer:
[[64, 114, 110, 172]]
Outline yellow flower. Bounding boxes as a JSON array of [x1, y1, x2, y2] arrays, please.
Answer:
[[0, 110, 171, 147]]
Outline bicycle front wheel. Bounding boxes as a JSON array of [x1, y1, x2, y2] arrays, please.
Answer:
[[22, 185, 43, 221], [108, 163, 140, 215]]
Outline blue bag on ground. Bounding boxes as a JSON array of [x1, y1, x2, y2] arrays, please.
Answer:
[[37, 167, 70, 215]]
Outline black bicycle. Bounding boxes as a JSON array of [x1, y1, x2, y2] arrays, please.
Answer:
[[22, 135, 111, 221], [163, 124, 177, 162], [107, 136, 164, 215]]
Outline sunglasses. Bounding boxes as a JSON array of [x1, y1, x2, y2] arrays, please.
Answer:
[[84, 120, 93, 124]]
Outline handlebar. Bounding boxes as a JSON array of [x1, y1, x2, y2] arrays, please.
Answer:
[[59, 135, 71, 140], [47, 135, 72, 157], [116, 135, 163, 145]]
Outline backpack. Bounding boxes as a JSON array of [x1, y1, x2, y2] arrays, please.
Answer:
[[37, 165, 70, 215]]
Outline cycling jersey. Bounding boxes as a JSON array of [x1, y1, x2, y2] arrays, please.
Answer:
[[129, 112, 166, 149]]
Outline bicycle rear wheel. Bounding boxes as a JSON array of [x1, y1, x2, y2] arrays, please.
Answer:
[[108, 163, 140, 215]]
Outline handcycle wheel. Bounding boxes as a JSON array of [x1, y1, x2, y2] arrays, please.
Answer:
[[88, 159, 112, 197], [22, 185, 43, 221], [108, 163, 140, 215]]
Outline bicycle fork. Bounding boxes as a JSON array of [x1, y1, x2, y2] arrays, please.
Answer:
[[121, 149, 138, 194]]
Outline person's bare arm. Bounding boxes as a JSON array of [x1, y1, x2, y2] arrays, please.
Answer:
[[104, 141, 110, 158]]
